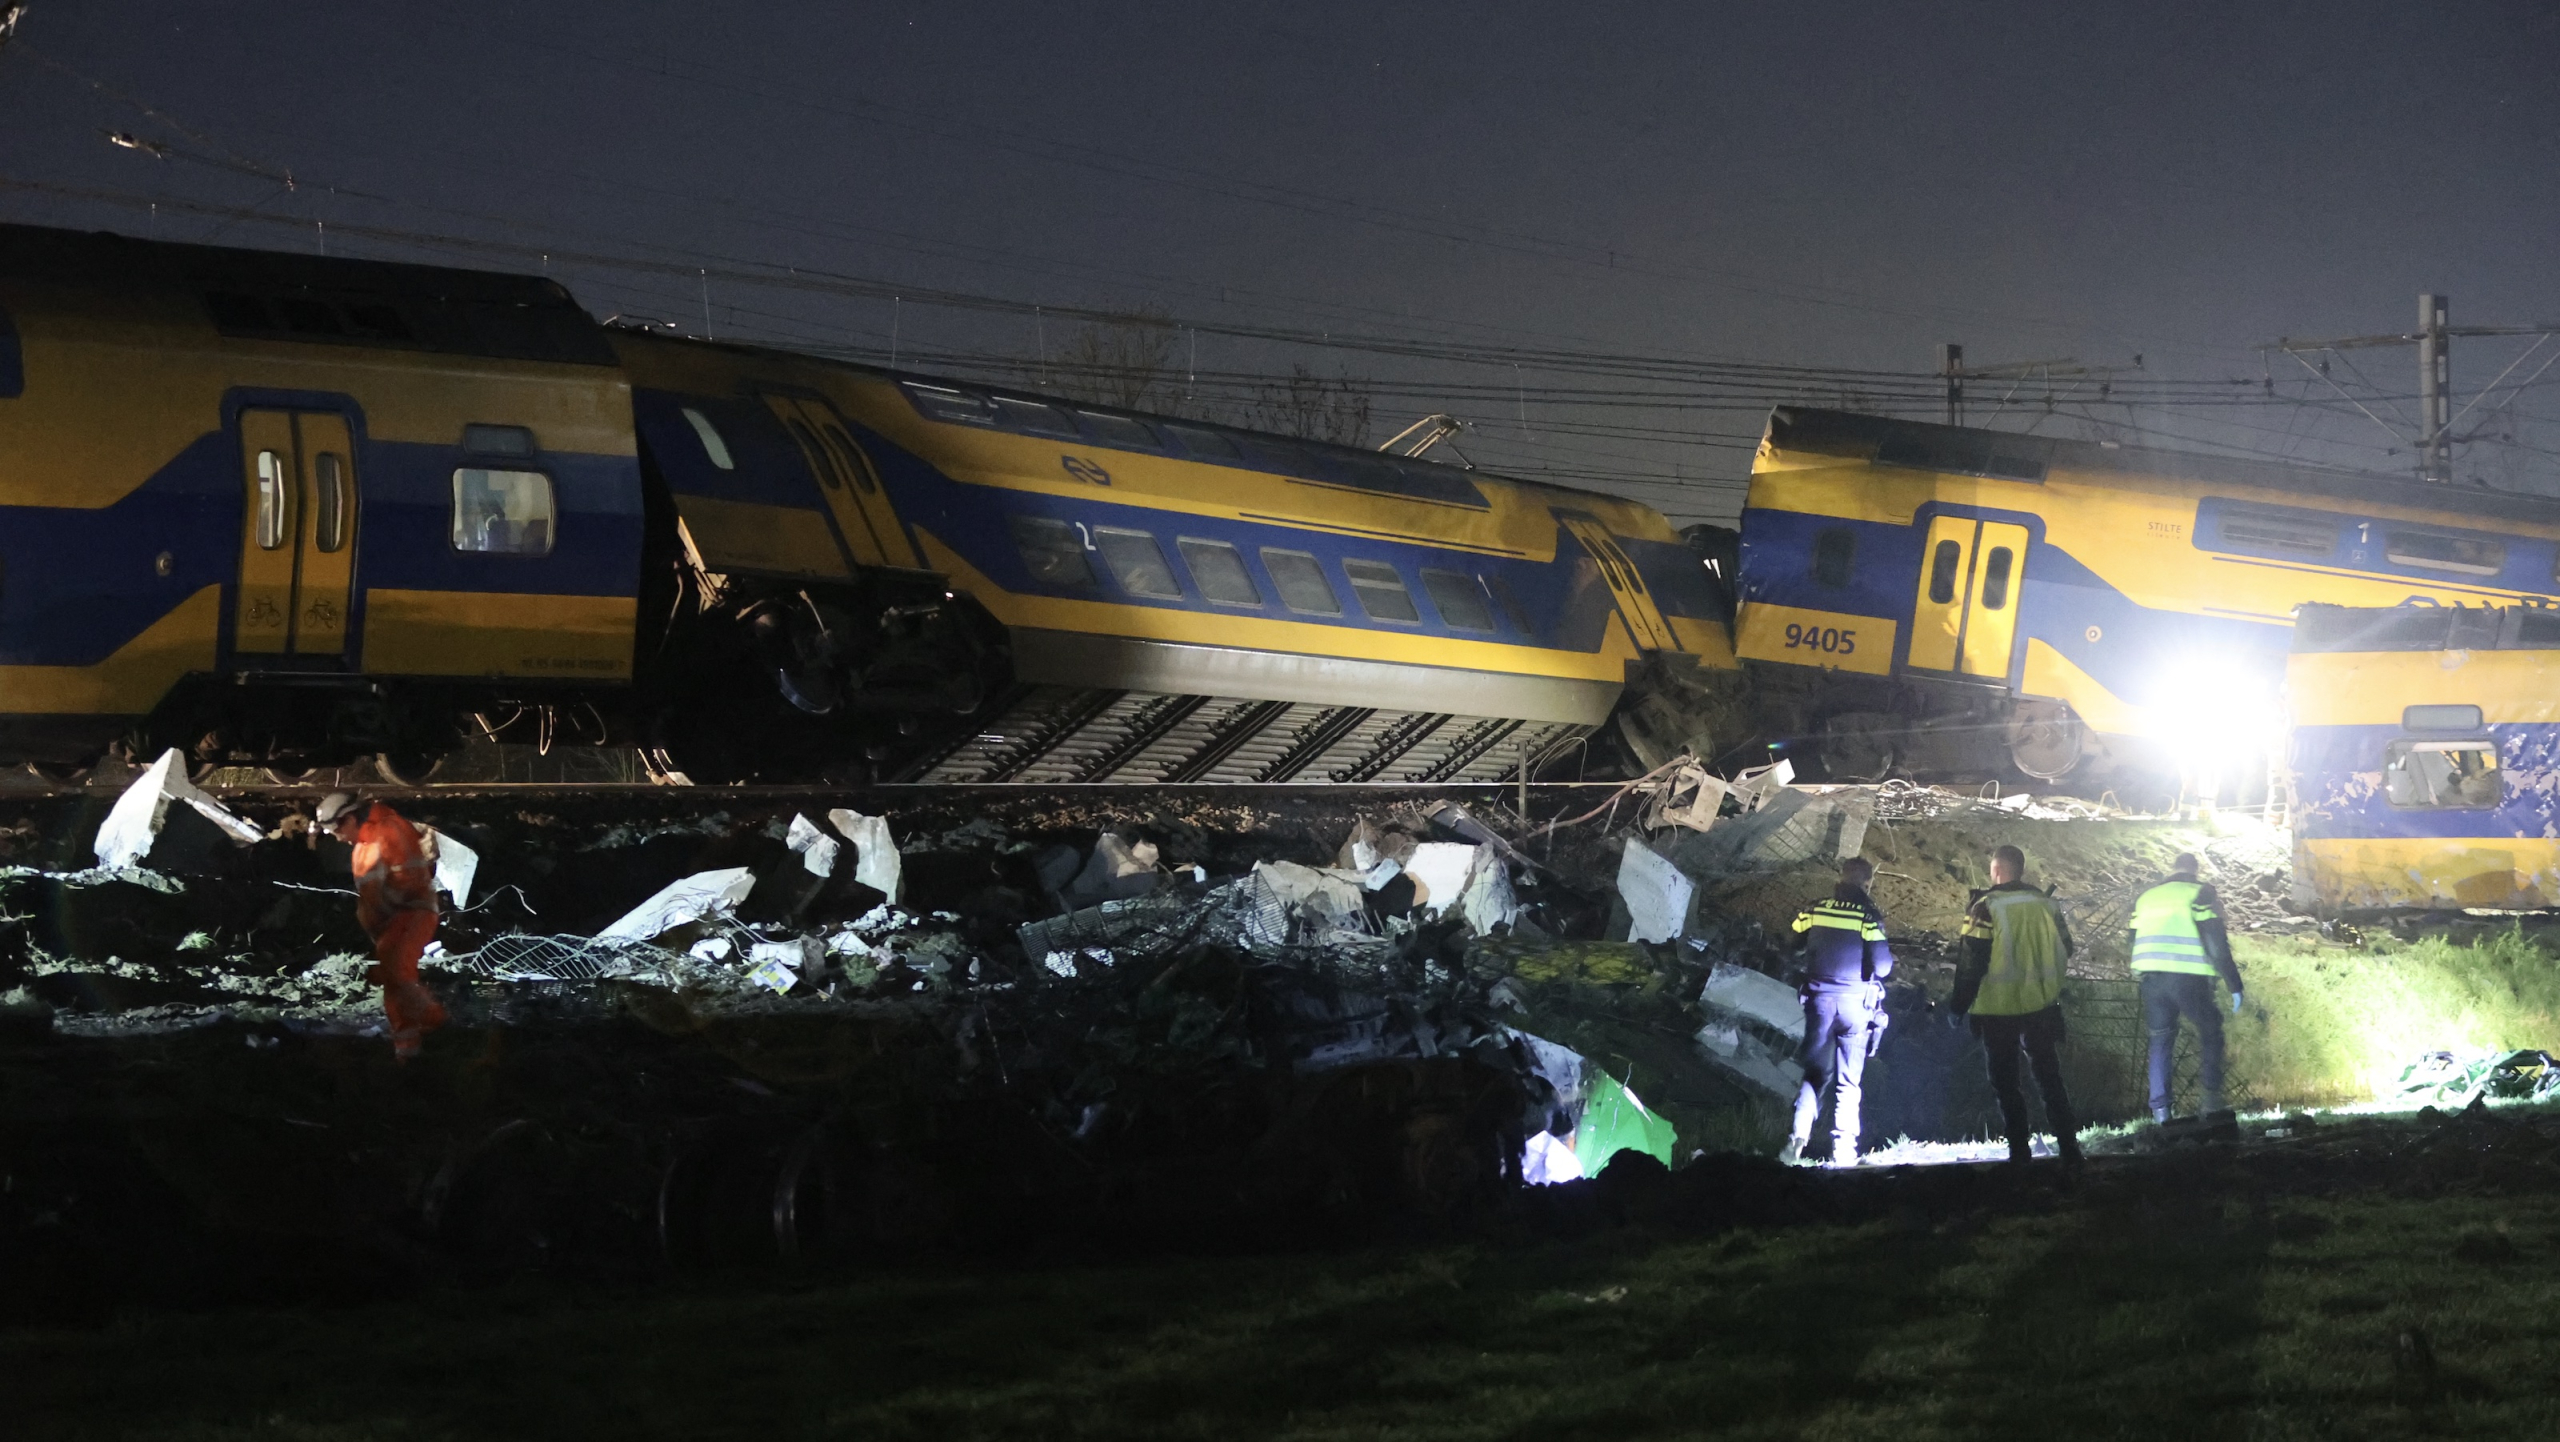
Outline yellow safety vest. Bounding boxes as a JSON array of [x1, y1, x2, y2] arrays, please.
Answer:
[[2130, 879, 2219, 976], [1965, 888, 2066, 1016]]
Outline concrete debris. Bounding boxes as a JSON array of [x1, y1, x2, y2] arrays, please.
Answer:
[[596, 868, 756, 943], [1642, 761, 1730, 832], [1660, 786, 1873, 874], [1616, 837, 1693, 944], [1337, 817, 1422, 871], [1247, 860, 1373, 945], [1698, 961, 1804, 1036], [421, 828, 478, 907], [745, 937, 822, 994], [92, 749, 264, 871], [1729, 757, 1796, 813], [1522, 1129, 1585, 1185], [825, 808, 902, 903], [1693, 1017, 1807, 1099], [784, 812, 840, 878]]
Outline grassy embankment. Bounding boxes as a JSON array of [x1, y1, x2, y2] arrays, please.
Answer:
[[11, 1157, 2560, 1440]]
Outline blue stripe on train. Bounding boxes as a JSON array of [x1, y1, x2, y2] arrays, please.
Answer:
[[0, 428, 640, 669], [853, 421, 1626, 653], [1739, 504, 2289, 705], [2291, 721, 2560, 842]]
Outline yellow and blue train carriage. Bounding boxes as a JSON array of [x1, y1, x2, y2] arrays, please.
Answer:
[[2287, 603, 2560, 911], [611, 329, 1734, 782], [0, 223, 642, 778], [0, 221, 1733, 784], [1735, 407, 2560, 785]]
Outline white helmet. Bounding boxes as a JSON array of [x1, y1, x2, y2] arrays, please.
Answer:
[[314, 792, 360, 827]]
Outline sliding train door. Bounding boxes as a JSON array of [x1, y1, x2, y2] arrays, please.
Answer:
[[233, 409, 360, 662], [1904, 515, 2026, 682]]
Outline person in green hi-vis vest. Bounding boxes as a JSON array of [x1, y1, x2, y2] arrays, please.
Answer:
[[1951, 845, 2082, 1167], [2128, 853, 2245, 1124]]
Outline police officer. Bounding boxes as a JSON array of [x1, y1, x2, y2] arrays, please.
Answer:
[[2129, 852, 2244, 1123], [1952, 844, 2082, 1166], [1781, 856, 1894, 1167]]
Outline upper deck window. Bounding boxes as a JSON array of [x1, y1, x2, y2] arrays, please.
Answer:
[[2386, 528, 2506, 577], [1343, 559, 1421, 623], [2404, 704, 2484, 732], [1262, 549, 1342, 615], [990, 396, 1077, 437], [1421, 569, 1496, 632], [680, 408, 735, 469], [904, 383, 997, 426], [1094, 527, 1183, 599], [1009, 515, 1096, 589], [1074, 411, 1160, 450], [1179, 539, 1262, 606], [2216, 504, 2337, 556], [1811, 528, 1856, 589], [1164, 424, 1240, 460]]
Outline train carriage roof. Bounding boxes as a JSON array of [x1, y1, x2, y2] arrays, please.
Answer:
[[0, 222, 616, 367], [1765, 405, 2560, 529]]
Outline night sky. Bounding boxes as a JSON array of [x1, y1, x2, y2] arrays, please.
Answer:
[[7, 1, 2560, 520]]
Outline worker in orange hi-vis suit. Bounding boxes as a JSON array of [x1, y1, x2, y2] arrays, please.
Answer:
[[316, 792, 447, 1059]]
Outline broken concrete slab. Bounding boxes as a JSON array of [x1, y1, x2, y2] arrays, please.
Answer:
[[1616, 837, 1693, 944], [597, 868, 756, 943], [825, 809, 902, 904], [784, 813, 841, 878], [1698, 961, 1804, 1037], [1693, 1018, 1807, 1099], [421, 828, 479, 908], [93, 749, 263, 871]]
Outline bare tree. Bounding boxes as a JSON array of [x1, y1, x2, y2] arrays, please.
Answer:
[[1239, 365, 1373, 447], [1048, 311, 1181, 412]]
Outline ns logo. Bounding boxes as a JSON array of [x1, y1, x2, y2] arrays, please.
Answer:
[[1060, 455, 1113, 487]]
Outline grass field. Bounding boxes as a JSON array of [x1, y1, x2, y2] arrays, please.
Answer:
[[12, 1128, 2560, 1441]]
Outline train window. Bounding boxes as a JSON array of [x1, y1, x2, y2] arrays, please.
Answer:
[[1164, 424, 1241, 460], [818, 423, 880, 495], [680, 408, 735, 470], [990, 396, 1077, 437], [2216, 504, 2336, 556], [1811, 528, 1855, 588], [1344, 559, 1421, 623], [255, 450, 290, 550], [1926, 539, 1962, 604], [1979, 547, 2015, 609], [1421, 569, 1497, 632], [451, 469, 555, 555], [1010, 515, 1097, 589], [904, 383, 997, 426], [1094, 527, 1183, 599], [1178, 539, 1263, 606], [462, 424, 537, 457], [314, 453, 349, 554], [2383, 737, 2502, 809], [1075, 411, 1159, 450], [785, 417, 846, 490], [1261, 548, 1343, 615], [2386, 529, 2506, 577], [2518, 609, 2560, 647]]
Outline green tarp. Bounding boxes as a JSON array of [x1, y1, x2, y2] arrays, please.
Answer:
[[1573, 1070, 1677, 1174]]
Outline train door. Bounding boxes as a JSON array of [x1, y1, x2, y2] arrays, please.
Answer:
[[233, 409, 359, 661], [1904, 516, 2027, 681], [763, 394, 921, 569], [1559, 516, 1681, 651]]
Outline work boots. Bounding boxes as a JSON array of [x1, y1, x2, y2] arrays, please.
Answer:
[[1777, 1136, 1808, 1167]]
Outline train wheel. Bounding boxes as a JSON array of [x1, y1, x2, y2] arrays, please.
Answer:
[[2007, 701, 2085, 782], [373, 750, 448, 787], [25, 759, 92, 785]]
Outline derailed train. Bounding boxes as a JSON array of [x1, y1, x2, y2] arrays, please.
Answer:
[[1733, 407, 2560, 786], [0, 224, 1734, 784]]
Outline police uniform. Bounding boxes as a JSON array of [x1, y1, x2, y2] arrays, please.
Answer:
[[1786, 884, 1895, 1164], [1954, 881, 2081, 1163], [2128, 875, 2243, 1119]]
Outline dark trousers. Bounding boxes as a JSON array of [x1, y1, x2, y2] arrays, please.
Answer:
[[1790, 986, 1879, 1153], [2140, 970, 2225, 1116], [1974, 1004, 2076, 1156]]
